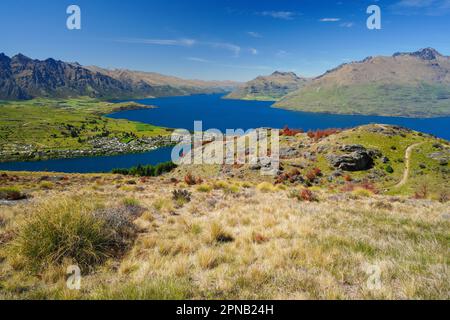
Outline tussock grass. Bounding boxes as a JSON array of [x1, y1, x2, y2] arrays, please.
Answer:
[[0, 187, 26, 201], [209, 222, 234, 244], [256, 182, 277, 193], [92, 278, 192, 300], [8, 198, 137, 272], [352, 188, 374, 198], [1, 172, 449, 300], [196, 184, 213, 193], [39, 181, 54, 190]]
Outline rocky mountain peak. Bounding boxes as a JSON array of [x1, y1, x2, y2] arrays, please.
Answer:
[[11, 53, 32, 63], [393, 48, 443, 60], [271, 71, 298, 78]]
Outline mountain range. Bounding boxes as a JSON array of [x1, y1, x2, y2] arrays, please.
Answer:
[[1, 48, 450, 117], [225, 71, 309, 101], [273, 48, 450, 117], [0, 53, 239, 100]]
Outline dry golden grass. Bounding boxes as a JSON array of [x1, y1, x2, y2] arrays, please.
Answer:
[[0, 172, 448, 300]]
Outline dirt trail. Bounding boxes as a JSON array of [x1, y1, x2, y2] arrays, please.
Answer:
[[394, 143, 424, 188]]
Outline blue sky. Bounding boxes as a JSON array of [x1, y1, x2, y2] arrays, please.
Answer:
[[1, 0, 449, 81]]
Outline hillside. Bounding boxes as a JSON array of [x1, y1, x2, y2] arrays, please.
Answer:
[[0, 125, 449, 299], [225, 71, 309, 101], [177, 124, 450, 198], [0, 98, 172, 162], [275, 48, 450, 117], [86, 66, 239, 94], [0, 53, 239, 100]]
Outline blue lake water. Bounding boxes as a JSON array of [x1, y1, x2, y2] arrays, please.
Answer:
[[1, 93, 449, 173]]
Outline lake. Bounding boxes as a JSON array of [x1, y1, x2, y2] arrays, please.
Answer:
[[1, 94, 449, 173]]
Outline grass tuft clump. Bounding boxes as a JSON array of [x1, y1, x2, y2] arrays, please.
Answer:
[[92, 278, 192, 300], [209, 222, 234, 244], [0, 187, 27, 201], [352, 188, 373, 198], [9, 198, 137, 272], [196, 184, 213, 193], [256, 182, 277, 193]]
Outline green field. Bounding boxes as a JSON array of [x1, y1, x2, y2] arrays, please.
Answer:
[[0, 98, 171, 161]]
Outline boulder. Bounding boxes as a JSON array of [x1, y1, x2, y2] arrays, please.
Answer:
[[328, 147, 375, 172]]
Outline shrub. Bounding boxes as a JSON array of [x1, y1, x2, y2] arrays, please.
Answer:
[[385, 165, 394, 174], [306, 170, 317, 182], [281, 126, 303, 136], [121, 198, 146, 216], [112, 161, 177, 177], [172, 189, 192, 207], [307, 128, 340, 141], [414, 184, 429, 199], [10, 199, 137, 272], [438, 191, 449, 203], [289, 188, 318, 202], [252, 232, 269, 244], [312, 167, 323, 177], [122, 197, 140, 207], [0, 187, 26, 201], [184, 173, 203, 186], [300, 189, 318, 202]]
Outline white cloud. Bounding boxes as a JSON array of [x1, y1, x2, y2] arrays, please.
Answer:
[[207, 42, 241, 57], [276, 50, 289, 58], [116, 38, 196, 46], [249, 48, 259, 55], [186, 57, 211, 63], [247, 31, 262, 38], [259, 11, 296, 20], [116, 38, 241, 57], [319, 18, 341, 22], [340, 22, 355, 28], [185, 57, 271, 70], [390, 0, 450, 15]]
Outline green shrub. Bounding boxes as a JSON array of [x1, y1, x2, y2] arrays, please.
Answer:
[[122, 197, 140, 207], [0, 187, 26, 201], [10, 198, 137, 272], [256, 182, 276, 193], [112, 161, 177, 177], [196, 184, 212, 193], [39, 181, 54, 190], [172, 189, 192, 207], [385, 165, 394, 174]]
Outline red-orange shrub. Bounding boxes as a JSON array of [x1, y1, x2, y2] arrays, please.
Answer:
[[281, 126, 303, 137]]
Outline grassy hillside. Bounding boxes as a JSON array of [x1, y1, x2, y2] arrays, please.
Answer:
[[274, 83, 450, 117], [0, 170, 448, 299], [0, 98, 171, 162], [176, 125, 449, 198], [0, 124, 448, 300], [273, 49, 450, 117]]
